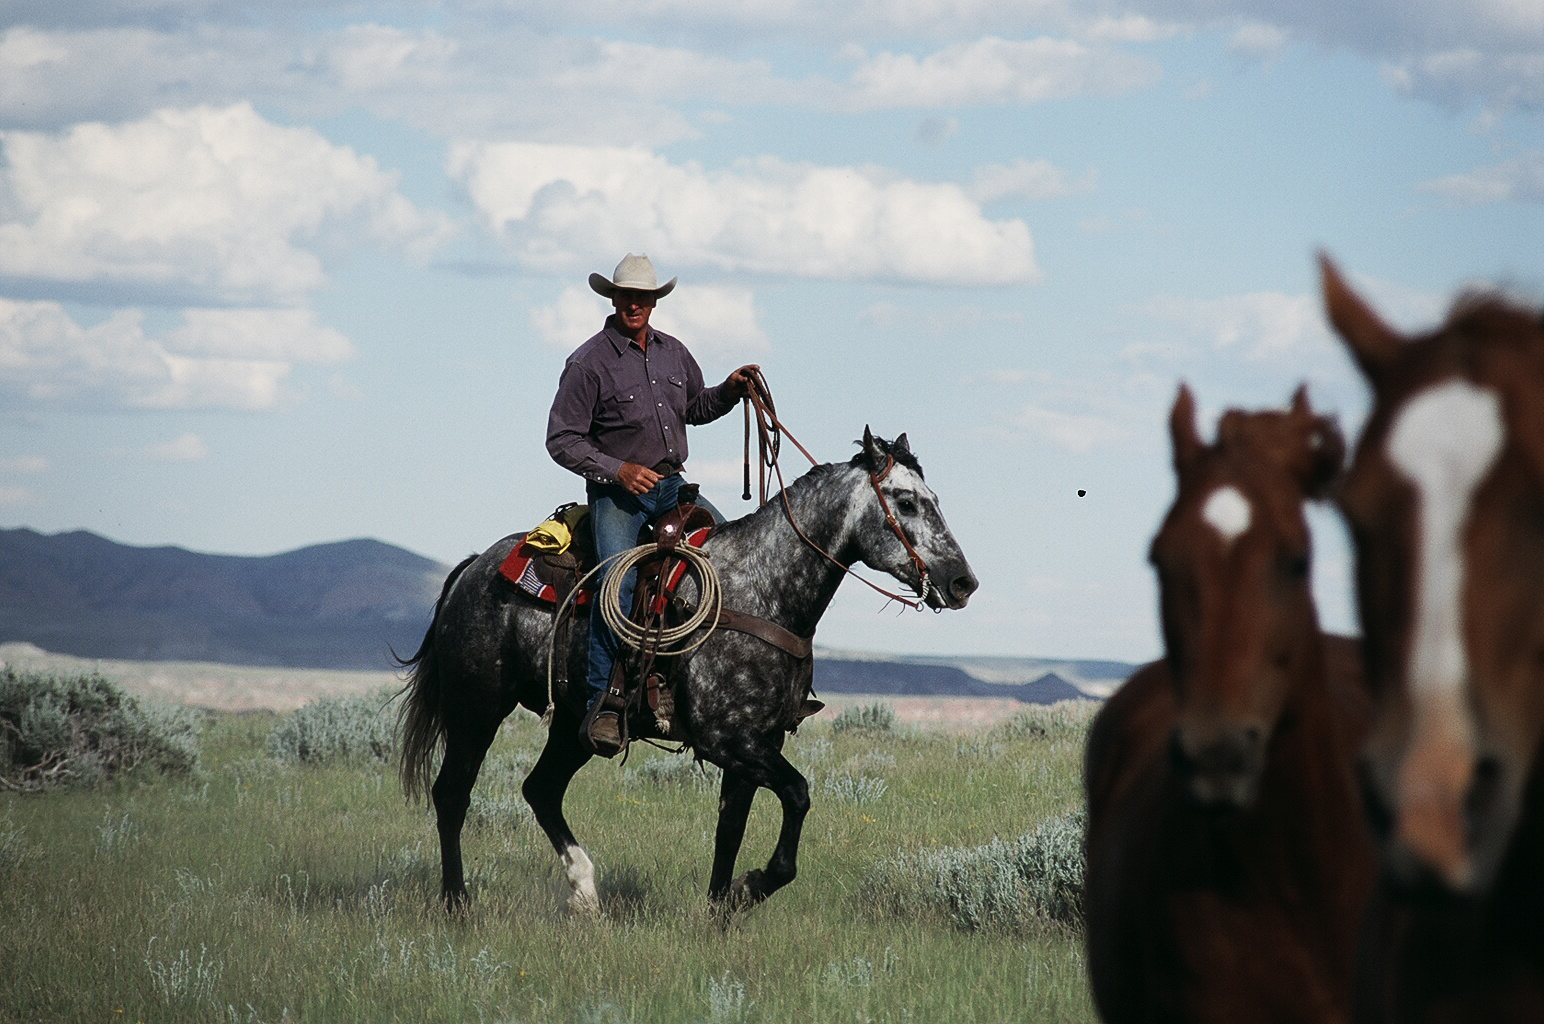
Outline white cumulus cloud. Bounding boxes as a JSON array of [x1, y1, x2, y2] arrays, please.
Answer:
[[1418, 149, 1544, 205], [969, 158, 1096, 202], [1009, 403, 1127, 453], [531, 285, 768, 359], [0, 299, 354, 410], [841, 36, 1160, 110], [449, 142, 1038, 287], [144, 433, 209, 461], [1144, 291, 1330, 359], [0, 102, 451, 305]]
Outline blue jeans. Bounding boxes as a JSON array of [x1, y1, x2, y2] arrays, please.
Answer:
[[585, 475, 723, 705]]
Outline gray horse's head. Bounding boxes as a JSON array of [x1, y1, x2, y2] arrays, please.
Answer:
[[848, 428, 978, 610]]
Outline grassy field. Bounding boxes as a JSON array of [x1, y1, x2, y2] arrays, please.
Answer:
[[0, 698, 1096, 1024]]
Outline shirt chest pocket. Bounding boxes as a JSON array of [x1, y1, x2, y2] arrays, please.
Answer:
[[601, 392, 636, 424]]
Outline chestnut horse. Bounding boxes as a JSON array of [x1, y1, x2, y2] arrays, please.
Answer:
[[1324, 257, 1544, 1021], [1084, 385, 1376, 1024]]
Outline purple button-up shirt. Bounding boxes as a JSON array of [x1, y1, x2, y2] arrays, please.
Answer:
[[546, 317, 738, 485]]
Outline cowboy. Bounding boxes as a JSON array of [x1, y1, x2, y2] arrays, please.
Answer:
[[546, 253, 758, 756]]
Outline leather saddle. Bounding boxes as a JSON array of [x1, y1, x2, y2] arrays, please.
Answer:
[[502, 492, 821, 746]]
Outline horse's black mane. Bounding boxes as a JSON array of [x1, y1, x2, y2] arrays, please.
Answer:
[[847, 434, 923, 479]]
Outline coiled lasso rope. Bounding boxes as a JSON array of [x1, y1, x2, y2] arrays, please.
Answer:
[[541, 543, 723, 727]]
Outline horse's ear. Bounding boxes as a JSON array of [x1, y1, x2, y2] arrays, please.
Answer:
[[1320, 253, 1400, 386], [861, 425, 885, 471], [893, 433, 911, 457], [1287, 385, 1346, 498], [1289, 383, 1310, 418], [1170, 384, 1204, 477], [1301, 415, 1347, 499]]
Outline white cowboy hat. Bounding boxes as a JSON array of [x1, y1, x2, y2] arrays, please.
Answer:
[[588, 253, 677, 300]]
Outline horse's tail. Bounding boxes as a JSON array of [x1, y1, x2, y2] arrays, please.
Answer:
[[395, 553, 478, 805]]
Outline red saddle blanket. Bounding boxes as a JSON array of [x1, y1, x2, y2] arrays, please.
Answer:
[[497, 525, 712, 607]]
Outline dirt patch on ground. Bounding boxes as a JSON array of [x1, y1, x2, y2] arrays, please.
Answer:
[[0, 643, 401, 714], [0, 643, 1081, 729]]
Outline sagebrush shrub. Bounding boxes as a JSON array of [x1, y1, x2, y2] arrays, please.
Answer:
[[821, 771, 888, 805], [831, 702, 896, 734], [266, 690, 397, 765], [0, 669, 199, 790], [624, 753, 722, 793], [989, 700, 1098, 743], [862, 807, 1086, 931]]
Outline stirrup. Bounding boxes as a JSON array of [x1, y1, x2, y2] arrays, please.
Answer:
[[579, 690, 626, 757]]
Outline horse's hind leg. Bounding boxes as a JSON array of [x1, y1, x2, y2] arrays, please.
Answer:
[[432, 718, 499, 910], [708, 743, 810, 909], [521, 705, 598, 913]]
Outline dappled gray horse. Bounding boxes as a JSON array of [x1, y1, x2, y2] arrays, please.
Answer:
[[397, 430, 977, 912]]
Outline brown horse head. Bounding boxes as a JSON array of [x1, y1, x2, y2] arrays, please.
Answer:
[[1151, 383, 1345, 809], [1325, 254, 1544, 894]]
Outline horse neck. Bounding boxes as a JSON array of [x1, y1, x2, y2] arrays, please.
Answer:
[[1249, 623, 1370, 873], [710, 463, 867, 637]]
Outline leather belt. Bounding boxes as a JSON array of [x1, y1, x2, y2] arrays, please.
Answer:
[[651, 460, 682, 475]]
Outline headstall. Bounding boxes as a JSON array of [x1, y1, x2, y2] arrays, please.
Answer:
[[742, 371, 931, 612]]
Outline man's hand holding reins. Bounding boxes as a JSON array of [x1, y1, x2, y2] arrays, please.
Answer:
[[724, 364, 761, 400]]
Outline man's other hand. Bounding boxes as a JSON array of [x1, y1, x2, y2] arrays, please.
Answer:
[[724, 364, 761, 399], [617, 462, 662, 496]]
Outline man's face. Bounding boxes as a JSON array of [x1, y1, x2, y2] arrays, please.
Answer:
[[612, 289, 655, 333]]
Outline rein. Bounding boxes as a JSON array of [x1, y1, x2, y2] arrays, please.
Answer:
[[740, 370, 930, 612]]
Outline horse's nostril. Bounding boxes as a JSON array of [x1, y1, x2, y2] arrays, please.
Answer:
[[949, 573, 979, 600], [1168, 730, 1192, 770], [1466, 755, 1503, 839]]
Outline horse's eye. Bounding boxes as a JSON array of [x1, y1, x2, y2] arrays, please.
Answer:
[[896, 497, 918, 517]]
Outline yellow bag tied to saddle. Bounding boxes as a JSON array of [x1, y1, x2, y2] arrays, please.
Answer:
[[524, 502, 589, 553]]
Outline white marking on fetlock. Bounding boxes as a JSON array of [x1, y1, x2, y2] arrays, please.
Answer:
[[1202, 485, 1252, 545], [561, 845, 600, 914]]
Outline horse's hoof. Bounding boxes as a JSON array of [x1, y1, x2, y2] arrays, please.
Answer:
[[442, 889, 471, 916], [567, 889, 603, 916], [726, 869, 765, 909]]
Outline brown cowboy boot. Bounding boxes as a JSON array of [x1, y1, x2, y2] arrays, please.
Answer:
[[579, 688, 626, 758]]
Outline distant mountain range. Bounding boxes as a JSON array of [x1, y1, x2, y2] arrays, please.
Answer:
[[0, 528, 1135, 699], [0, 528, 447, 670]]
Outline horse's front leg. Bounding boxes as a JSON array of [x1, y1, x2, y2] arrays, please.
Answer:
[[708, 768, 758, 902], [521, 704, 598, 913], [710, 746, 810, 909]]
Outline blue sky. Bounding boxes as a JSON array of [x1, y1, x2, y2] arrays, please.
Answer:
[[0, 0, 1540, 662]]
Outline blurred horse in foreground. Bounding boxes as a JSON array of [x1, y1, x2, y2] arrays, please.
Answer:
[[1325, 256, 1544, 1021], [1084, 384, 1375, 1023]]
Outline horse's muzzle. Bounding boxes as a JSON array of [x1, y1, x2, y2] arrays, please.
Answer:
[[936, 569, 978, 609], [1170, 725, 1267, 810]]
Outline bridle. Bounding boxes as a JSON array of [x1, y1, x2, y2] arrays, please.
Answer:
[[741, 370, 932, 611]]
